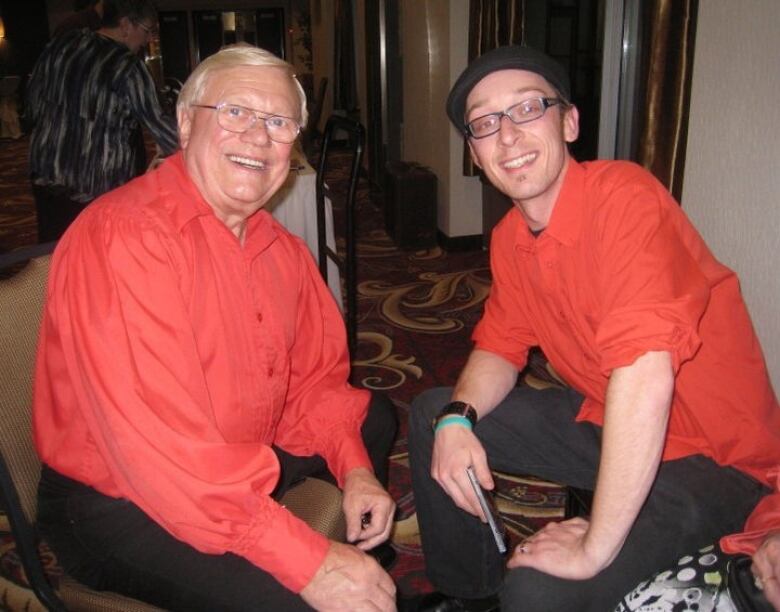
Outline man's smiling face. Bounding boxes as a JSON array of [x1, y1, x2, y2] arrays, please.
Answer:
[[178, 65, 299, 234], [466, 69, 579, 218]]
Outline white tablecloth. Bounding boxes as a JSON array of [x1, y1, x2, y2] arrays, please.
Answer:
[[266, 158, 343, 310]]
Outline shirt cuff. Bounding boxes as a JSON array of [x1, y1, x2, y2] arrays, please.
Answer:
[[237, 500, 330, 592], [322, 425, 373, 488]]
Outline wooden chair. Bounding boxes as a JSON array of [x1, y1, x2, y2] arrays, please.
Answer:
[[315, 115, 365, 358], [0, 245, 345, 611]]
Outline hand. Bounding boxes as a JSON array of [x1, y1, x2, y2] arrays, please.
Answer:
[[752, 531, 780, 610], [300, 541, 397, 611], [431, 423, 493, 520], [342, 467, 395, 550], [507, 517, 607, 580]]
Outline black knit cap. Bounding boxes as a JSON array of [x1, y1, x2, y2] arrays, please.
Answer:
[[446, 45, 571, 133]]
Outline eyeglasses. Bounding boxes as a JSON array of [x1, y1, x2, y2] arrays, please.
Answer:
[[192, 103, 301, 143], [134, 21, 157, 36], [465, 97, 562, 139]]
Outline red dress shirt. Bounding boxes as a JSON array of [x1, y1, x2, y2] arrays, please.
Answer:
[[33, 153, 372, 591], [473, 159, 779, 553]]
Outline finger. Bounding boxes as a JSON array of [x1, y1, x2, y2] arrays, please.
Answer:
[[472, 458, 494, 491], [507, 541, 538, 569], [355, 531, 391, 551], [372, 581, 398, 612], [345, 506, 369, 543], [454, 475, 485, 519], [761, 578, 780, 610]]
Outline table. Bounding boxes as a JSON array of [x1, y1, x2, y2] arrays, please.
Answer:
[[266, 156, 343, 310]]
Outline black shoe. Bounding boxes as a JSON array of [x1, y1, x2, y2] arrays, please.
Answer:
[[409, 591, 500, 612], [367, 542, 397, 570]]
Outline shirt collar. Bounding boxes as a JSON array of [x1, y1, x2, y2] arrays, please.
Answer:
[[158, 152, 279, 256], [512, 159, 585, 252]]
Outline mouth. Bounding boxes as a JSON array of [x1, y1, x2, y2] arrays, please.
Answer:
[[501, 152, 537, 170], [227, 154, 267, 171]]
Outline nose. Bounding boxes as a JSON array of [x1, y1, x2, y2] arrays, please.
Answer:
[[240, 118, 272, 145], [497, 113, 522, 146]]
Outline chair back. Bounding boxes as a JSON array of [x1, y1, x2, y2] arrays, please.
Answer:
[[315, 115, 365, 358], [0, 254, 50, 525]]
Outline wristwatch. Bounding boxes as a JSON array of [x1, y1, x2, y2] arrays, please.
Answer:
[[431, 401, 478, 430]]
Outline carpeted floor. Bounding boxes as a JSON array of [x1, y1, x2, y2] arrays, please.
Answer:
[[0, 132, 566, 607]]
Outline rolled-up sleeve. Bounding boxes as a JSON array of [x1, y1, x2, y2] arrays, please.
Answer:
[[591, 179, 708, 376]]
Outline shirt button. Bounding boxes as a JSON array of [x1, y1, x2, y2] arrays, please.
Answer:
[[546, 261, 554, 268], [267, 367, 274, 377], [256, 313, 263, 322]]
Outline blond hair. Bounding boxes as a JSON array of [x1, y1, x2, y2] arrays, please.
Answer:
[[177, 44, 308, 125]]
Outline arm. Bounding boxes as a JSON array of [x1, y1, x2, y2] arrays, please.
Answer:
[[271, 243, 393, 547], [509, 350, 673, 578], [721, 468, 780, 610], [126, 59, 179, 155], [35, 212, 328, 592], [753, 532, 780, 611], [431, 349, 519, 518]]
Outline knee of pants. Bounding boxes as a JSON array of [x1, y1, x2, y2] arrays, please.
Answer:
[[407, 387, 453, 464], [366, 392, 398, 447], [409, 388, 452, 434], [502, 567, 607, 612]]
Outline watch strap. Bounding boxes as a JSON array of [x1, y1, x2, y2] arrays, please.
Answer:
[[432, 401, 478, 430]]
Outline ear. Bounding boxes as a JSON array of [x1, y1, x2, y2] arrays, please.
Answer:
[[177, 106, 192, 150], [467, 138, 483, 170], [563, 104, 580, 144], [117, 15, 133, 37]]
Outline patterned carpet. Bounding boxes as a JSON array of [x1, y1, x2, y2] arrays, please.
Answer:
[[0, 133, 566, 607]]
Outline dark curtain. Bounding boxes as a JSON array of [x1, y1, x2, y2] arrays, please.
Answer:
[[463, 0, 526, 175], [333, 0, 358, 113], [635, 0, 698, 202]]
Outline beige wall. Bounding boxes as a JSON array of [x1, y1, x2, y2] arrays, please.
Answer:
[[399, 0, 481, 238], [682, 0, 780, 389]]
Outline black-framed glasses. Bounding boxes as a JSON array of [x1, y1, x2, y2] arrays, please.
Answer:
[[466, 97, 562, 139], [192, 103, 301, 144]]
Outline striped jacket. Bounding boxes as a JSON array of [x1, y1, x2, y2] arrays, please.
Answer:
[[26, 28, 179, 202]]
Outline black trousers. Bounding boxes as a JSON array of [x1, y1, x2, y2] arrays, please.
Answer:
[[37, 393, 397, 612], [32, 183, 92, 244], [408, 385, 770, 612]]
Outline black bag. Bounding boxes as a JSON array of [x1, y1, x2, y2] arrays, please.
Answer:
[[727, 555, 775, 612]]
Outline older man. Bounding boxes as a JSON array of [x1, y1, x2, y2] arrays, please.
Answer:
[[408, 45, 779, 612], [33, 45, 397, 611]]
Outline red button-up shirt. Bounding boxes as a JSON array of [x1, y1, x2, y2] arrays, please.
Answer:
[[33, 153, 372, 591], [474, 159, 779, 552]]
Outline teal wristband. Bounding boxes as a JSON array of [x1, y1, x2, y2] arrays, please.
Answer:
[[434, 415, 473, 433]]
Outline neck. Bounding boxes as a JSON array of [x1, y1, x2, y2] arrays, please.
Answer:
[[97, 26, 125, 45], [514, 156, 571, 232]]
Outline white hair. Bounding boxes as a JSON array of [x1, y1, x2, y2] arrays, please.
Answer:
[[177, 44, 308, 125]]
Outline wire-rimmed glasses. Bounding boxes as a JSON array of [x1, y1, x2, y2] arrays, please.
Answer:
[[466, 97, 562, 139], [191, 103, 301, 144]]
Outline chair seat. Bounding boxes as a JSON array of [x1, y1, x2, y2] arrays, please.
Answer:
[[59, 577, 166, 612]]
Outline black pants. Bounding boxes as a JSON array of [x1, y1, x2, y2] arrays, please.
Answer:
[[408, 385, 770, 612], [37, 393, 397, 612], [32, 183, 92, 243]]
